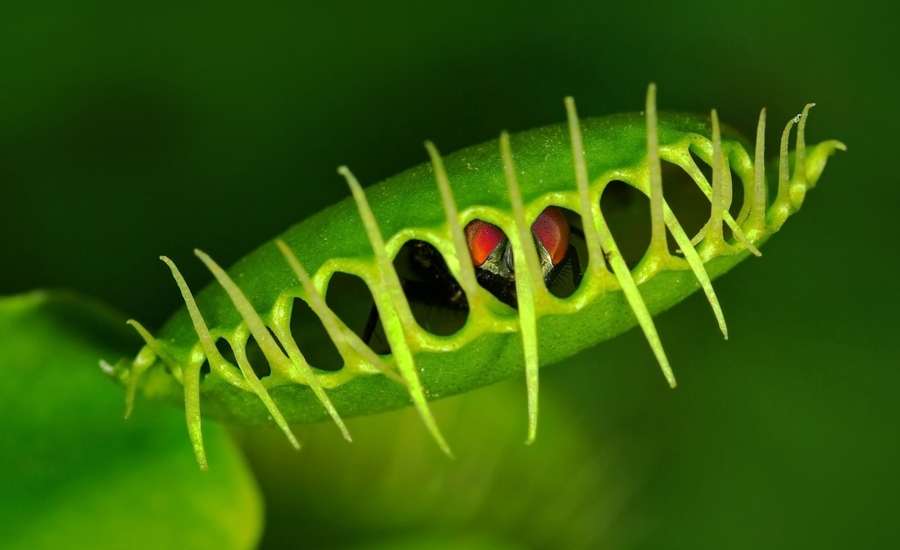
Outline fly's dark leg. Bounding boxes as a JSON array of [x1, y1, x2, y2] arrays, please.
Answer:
[[362, 241, 471, 347], [568, 245, 583, 287], [476, 269, 518, 309], [543, 245, 583, 298], [406, 241, 467, 305], [400, 279, 468, 313], [361, 304, 392, 354]]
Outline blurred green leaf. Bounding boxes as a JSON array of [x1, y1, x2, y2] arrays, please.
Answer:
[[238, 375, 647, 550], [344, 535, 527, 550], [0, 291, 262, 550]]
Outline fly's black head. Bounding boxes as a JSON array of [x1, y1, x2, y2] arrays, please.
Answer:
[[464, 206, 580, 308]]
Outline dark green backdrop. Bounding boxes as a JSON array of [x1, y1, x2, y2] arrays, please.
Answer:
[[1, 1, 897, 549]]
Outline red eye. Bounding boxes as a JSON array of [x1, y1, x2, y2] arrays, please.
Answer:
[[465, 219, 505, 267], [531, 206, 569, 265]]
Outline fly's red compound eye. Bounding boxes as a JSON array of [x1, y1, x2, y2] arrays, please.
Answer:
[[531, 206, 569, 265], [465, 219, 505, 267]]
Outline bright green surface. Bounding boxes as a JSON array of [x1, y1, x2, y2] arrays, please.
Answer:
[[0, 292, 262, 550]]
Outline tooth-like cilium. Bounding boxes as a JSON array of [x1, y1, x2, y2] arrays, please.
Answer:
[[771, 114, 801, 231], [682, 145, 761, 256], [192, 250, 304, 451], [124, 319, 179, 418], [748, 108, 768, 234], [163, 255, 300, 468], [159, 256, 215, 469], [275, 240, 405, 386], [119, 86, 841, 468], [645, 85, 727, 340], [708, 110, 728, 249], [194, 249, 351, 442], [339, 166, 454, 458], [790, 103, 815, 210], [646, 84, 668, 259], [500, 131, 544, 444], [565, 97, 609, 281], [426, 141, 481, 303], [566, 93, 676, 389], [701, 109, 761, 257]]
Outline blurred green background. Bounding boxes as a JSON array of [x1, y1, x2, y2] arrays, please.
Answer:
[[1, 1, 897, 549]]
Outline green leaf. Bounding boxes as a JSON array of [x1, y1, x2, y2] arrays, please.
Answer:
[[238, 375, 643, 550], [0, 291, 262, 550], [343, 535, 527, 550]]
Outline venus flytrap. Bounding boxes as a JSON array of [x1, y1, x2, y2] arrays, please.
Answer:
[[106, 85, 844, 468]]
